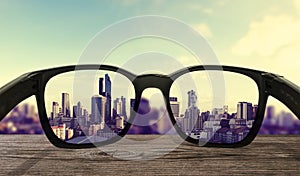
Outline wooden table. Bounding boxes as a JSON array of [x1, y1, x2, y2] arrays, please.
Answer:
[[0, 135, 299, 175]]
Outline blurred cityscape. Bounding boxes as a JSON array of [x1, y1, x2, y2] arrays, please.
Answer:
[[0, 104, 43, 134], [0, 103, 299, 135], [259, 106, 300, 135]]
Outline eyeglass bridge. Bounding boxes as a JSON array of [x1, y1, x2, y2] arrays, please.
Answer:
[[132, 74, 173, 91]]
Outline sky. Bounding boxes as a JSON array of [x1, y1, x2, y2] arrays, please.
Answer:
[[1, 0, 300, 116]]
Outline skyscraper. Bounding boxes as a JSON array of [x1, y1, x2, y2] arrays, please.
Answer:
[[113, 96, 127, 118], [62, 93, 70, 117], [170, 97, 180, 118], [77, 101, 82, 117], [113, 98, 122, 115], [52, 102, 59, 119], [83, 109, 89, 122], [184, 90, 201, 132], [120, 96, 127, 119], [247, 103, 253, 121], [187, 90, 197, 107], [104, 74, 111, 95], [104, 74, 112, 123], [99, 78, 104, 95], [237, 102, 253, 120], [73, 105, 77, 118], [91, 95, 106, 124], [184, 106, 201, 132], [266, 106, 275, 120]]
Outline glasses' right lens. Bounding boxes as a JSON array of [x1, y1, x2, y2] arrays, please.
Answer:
[[170, 70, 259, 144], [44, 69, 135, 145]]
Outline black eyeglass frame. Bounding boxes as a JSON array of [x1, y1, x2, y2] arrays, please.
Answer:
[[0, 64, 300, 149]]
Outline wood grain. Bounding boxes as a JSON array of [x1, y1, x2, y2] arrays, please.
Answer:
[[0, 135, 299, 176]]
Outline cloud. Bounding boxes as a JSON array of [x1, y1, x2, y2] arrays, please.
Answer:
[[273, 42, 300, 80], [119, 0, 140, 6], [178, 56, 199, 66], [181, 3, 214, 15], [195, 23, 213, 38], [295, 0, 300, 13], [202, 8, 213, 15], [230, 0, 300, 85], [232, 14, 300, 56], [216, 0, 228, 7]]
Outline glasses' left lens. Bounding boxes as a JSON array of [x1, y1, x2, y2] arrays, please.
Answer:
[[44, 69, 135, 145]]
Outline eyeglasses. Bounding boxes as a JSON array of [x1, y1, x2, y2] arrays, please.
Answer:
[[0, 65, 299, 148]]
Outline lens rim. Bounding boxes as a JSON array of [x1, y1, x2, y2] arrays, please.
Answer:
[[35, 65, 137, 148], [168, 65, 268, 147]]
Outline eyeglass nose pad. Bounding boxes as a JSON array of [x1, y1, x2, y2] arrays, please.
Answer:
[[127, 88, 175, 134]]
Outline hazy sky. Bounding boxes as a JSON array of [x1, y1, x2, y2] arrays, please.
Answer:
[[1, 0, 300, 115]]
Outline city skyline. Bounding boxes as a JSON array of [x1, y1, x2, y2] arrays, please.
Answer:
[[47, 72, 259, 144], [171, 89, 257, 143], [48, 73, 130, 142], [1, 101, 299, 135], [49, 89, 258, 144]]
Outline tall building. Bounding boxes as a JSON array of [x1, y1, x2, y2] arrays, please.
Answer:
[[113, 98, 122, 115], [120, 96, 127, 119], [62, 93, 70, 117], [113, 96, 127, 118], [104, 74, 111, 95], [83, 109, 89, 122], [83, 109, 88, 117], [72, 102, 83, 119], [247, 103, 253, 121], [91, 95, 107, 124], [170, 97, 180, 118], [188, 90, 197, 107], [104, 74, 112, 123], [237, 102, 253, 120], [183, 90, 201, 132], [264, 106, 275, 126], [99, 78, 104, 95], [77, 101, 82, 117], [73, 105, 77, 118], [184, 106, 201, 132], [52, 102, 59, 119], [266, 106, 275, 120]]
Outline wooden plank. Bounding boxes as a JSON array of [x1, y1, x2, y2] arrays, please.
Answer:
[[0, 135, 299, 175]]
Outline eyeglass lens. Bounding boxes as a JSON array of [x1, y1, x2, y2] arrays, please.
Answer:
[[170, 70, 259, 144]]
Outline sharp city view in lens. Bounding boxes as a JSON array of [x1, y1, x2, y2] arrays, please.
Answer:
[[48, 73, 129, 143], [48, 72, 256, 144], [172, 90, 256, 144]]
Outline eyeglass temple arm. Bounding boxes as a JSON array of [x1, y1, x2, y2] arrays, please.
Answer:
[[264, 73, 300, 120], [0, 73, 38, 121]]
